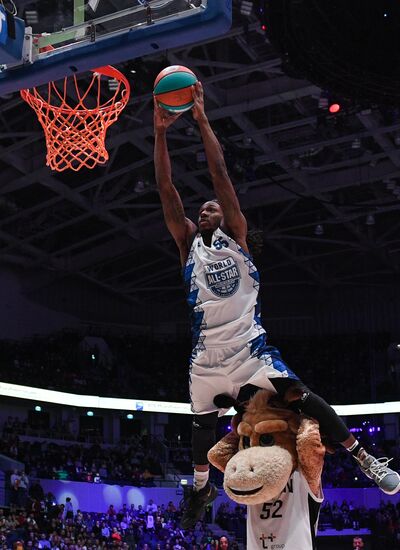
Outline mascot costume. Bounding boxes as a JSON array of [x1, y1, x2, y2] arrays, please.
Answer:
[[208, 389, 326, 550]]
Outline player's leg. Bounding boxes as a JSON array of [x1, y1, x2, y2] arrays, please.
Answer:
[[238, 337, 400, 495], [181, 351, 227, 529], [179, 411, 219, 529], [270, 378, 400, 496]]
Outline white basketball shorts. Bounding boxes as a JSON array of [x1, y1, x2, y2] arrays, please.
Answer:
[[189, 333, 299, 415]]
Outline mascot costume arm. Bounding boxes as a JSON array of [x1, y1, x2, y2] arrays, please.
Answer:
[[296, 417, 325, 497]]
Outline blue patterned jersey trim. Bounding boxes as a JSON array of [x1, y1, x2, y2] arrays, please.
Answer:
[[182, 244, 206, 354], [237, 244, 265, 338], [250, 334, 299, 380]]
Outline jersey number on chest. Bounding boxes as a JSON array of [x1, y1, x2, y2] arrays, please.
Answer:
[[213, 237, 229, 250], [259, 500, 283, 520]]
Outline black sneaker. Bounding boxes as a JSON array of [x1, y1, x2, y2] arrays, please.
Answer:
[[180, 482, 218, 529]]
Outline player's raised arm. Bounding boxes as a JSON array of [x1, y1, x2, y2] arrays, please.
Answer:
[[192, 82, 248, 248], [154, 99, 197, 265]]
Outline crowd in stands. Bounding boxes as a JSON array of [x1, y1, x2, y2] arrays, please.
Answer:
[[0, 435, 163, 487], [0, 494, 239, 550], [0, 330, 395, 404], [2, 481, 400, 549], [322, 445, 400, 489], [2, 418, 399, 490]]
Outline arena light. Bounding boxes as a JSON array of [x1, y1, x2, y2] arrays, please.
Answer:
[[196, 151, 206, 163], [108, 78, 119, 91], [329, 103, 341, 114], [0, 381, 399, 416], [240, 1, 253, 17], [365, 214, 375, 226], [24, 10, 39, 25], [314, 223, 324, 236]]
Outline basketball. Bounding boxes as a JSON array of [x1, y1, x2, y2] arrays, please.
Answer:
[[153, 65, 198, 113]]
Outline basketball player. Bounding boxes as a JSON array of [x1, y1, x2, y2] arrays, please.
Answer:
[[153, 82, 400, 529]]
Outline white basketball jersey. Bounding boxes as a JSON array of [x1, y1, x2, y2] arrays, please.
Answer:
[[247, 470, 323, 550], [183, 228, 265, 350]]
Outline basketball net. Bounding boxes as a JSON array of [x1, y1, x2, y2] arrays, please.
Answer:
[[20, 65, 130, 172]]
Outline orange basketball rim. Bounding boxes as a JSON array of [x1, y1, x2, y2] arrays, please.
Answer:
[[20, 65, 130, 172]]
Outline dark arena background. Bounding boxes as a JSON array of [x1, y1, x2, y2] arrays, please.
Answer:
[[0, 1, 399, 549]]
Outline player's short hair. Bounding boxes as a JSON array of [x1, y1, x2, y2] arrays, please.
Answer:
[[199, 198, 221, 211]]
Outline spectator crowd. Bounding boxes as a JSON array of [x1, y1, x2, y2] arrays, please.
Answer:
[[1, 490, 399, 549], [0, 330, 395, 405], [1, 435, 163, 488], [2, 422, 399, 491], [0, 495, 239, 550]]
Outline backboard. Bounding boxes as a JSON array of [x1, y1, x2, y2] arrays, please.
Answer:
[[0, 0, 231, 94]]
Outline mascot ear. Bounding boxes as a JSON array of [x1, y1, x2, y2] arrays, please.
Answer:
[[208, 432, 240, 473]]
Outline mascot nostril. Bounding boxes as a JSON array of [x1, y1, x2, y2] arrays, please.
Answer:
[[208, 389, 326, 550]]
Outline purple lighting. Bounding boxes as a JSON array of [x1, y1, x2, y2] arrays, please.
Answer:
[[349, 426, 381, 434]]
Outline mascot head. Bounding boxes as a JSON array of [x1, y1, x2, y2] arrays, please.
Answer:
[[208, 389, 325, 505]]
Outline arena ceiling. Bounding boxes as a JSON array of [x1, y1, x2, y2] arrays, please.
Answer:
[[0, 1, 399, 310]]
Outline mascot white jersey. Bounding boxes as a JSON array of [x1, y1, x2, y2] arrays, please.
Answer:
[[247, 470, 323, 550], [183, 227, 265, 351]]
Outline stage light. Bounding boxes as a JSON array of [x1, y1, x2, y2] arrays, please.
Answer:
[[196, 151, 206, 163], [134, 179, 150, 193], [365, 214, 375, 226], [126, 413, 134, 420], [240, 1, 253, 17], [314, 224, 324, 236], [34, 405, 42, 412], [329, 103, 341, 114], [108, 78, 119, 91], [24, 10, 38, 25], [87, 411, 94, 417]]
